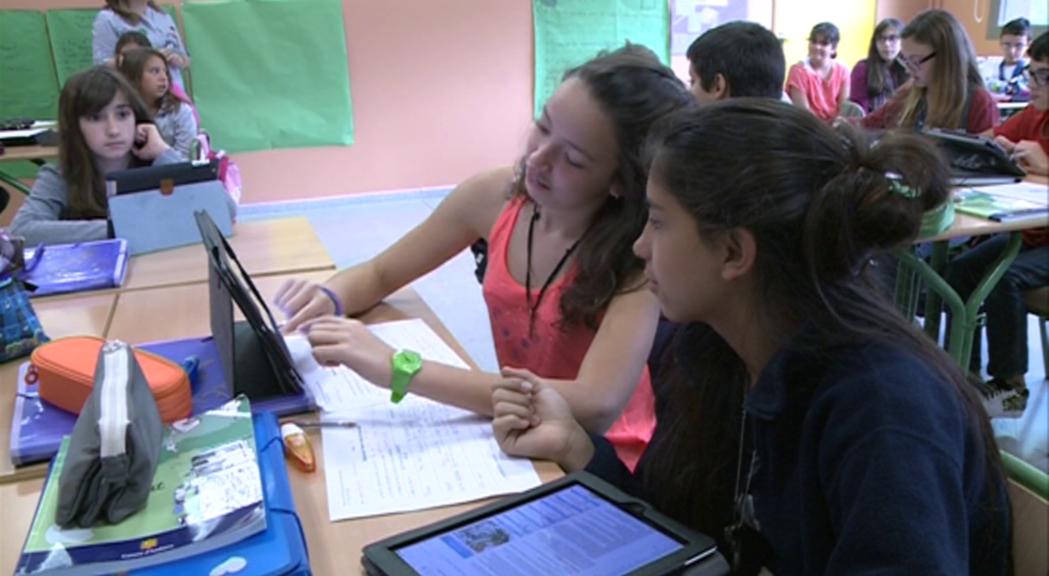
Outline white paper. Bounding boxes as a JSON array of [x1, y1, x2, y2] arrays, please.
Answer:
[[299, 319, 541, 521], [972, 182, 1049, 207]]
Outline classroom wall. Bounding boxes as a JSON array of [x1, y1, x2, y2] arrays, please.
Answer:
[[3, 0, 1009, 206], [1, 0, 534, 204]]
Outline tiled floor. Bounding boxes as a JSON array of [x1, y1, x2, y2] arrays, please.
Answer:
[[241, 189, 1048, 457]]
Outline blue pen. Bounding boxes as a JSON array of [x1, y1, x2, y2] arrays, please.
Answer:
[[180, 355, 199, 387]]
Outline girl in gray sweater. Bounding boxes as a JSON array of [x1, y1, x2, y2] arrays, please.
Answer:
[[11, 67, 180, 246]]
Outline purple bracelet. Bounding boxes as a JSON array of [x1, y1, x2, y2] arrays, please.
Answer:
[[317, 286, 345, 317]]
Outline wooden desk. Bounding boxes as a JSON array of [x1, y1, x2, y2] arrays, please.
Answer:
[[0, 145, 56, 196], [122, 217, 335, 292], [104, 274, 562, 575], [0, 293, 117, 484]]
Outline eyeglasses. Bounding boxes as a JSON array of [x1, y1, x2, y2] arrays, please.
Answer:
[[877, 34, 900, 43], [901, 51, 936, 70], [1024, 65, 1049, 87]]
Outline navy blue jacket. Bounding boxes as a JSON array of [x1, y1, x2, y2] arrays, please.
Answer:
[[587, 340, 1011, 575]]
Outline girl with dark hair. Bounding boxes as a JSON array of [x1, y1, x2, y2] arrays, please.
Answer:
[[275, 44, 694, 469], [119, 47, 197, 159], [493, 100, 1011, 574], [850, 18, 909, 113], [10, 67, 178, 246], [863, 9, 998, 132], [787, 22, 850, 123]]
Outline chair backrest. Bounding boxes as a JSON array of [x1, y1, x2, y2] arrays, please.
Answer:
[[839, 100, 866, 118]]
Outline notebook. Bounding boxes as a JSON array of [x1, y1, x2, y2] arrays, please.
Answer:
[[13, 398, 284, 575], [21, 239, 128, 297], [954, 182, 1049, 224]]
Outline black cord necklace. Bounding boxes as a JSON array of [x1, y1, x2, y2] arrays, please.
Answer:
[[525, 206, 586, 337]]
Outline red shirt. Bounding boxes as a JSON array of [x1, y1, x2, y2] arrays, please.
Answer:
[[862, 85, 999, 133], [994, 105, 1049, 156], [995, 106, 1049, 247], [483, 195, 655, 470]]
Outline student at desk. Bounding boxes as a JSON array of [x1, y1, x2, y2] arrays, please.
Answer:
[[10, 67, 180, 246], [862, 9, 999, 133], [950, 31, 1049, 417], [275, 45, 693, 469], [492, 100, 1011, 575]]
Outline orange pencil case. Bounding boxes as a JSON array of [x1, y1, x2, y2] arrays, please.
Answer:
[[32, 336, 192, 424]]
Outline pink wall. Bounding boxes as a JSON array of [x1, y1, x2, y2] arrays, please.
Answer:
[[1, 0, 535, 203]]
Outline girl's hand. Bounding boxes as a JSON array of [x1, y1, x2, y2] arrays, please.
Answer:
[[160, 48, 185, 69], [1013, 140, 1049, 176], [492, 367, 594, 471], [304, 316, 394, 388], [131, 123, 170, 160], [274, 278, 339, 332]]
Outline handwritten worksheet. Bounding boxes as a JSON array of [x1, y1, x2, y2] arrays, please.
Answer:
[[290, 319, 542, 521]]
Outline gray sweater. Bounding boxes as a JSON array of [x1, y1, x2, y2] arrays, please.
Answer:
[[155, 104, 198, 160], [10, 148, 182, 246]]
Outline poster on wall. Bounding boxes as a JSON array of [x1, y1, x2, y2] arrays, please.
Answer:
[[997, 0, 1047, 27], [670, 0, 748, 55], [183, 0, 355, 153], [533, 0, 670, 118]]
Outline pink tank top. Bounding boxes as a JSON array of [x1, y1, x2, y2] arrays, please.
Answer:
[[483, 195, 655, 470]]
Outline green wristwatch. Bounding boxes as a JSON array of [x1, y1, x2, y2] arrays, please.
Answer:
[[390, 349, 422, 404]]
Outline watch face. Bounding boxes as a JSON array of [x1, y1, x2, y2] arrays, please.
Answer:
[[396, 350, 423, 373]]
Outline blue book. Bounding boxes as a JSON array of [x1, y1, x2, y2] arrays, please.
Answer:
[[13, 408, 309, 575], [22, 239, 128, 297], [10, 336, 312, 466]]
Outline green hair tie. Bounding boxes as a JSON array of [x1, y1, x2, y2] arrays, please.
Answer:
[[886, 174, 919, 199]]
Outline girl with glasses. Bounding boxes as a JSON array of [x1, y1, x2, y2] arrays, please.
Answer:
[[850, 18, 909, 114], [863, 10, 998, 133]]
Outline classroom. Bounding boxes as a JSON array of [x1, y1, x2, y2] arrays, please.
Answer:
[[0, 0, 1046, 574]]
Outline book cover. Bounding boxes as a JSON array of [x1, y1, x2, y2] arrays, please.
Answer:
[[14, 397, 266, 576], [22, 239, 128, 297]]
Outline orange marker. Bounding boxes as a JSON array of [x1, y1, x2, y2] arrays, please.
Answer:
[[280, 423, 316, 473]]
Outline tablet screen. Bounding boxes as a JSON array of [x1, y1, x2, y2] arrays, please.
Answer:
[[393, 483, 684, 575]]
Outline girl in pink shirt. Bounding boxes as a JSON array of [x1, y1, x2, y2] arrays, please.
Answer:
[[275, 45, 693, 469], [788, 22, 851, 123]]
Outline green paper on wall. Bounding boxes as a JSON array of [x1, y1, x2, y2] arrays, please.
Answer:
[[45, 5, 178, 88], [533, 0, 670, 118], [46, 9, 100, 87], [0, 11, 60, 120], [182, 0, 354, 153]]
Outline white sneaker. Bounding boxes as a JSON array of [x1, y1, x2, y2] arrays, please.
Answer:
[[980, 385, 1028, 419]]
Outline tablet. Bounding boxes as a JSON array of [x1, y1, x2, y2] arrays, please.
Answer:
[[106, 159, 219, 195], [362, 472, 727, 576], [195, 210, 304, 401]]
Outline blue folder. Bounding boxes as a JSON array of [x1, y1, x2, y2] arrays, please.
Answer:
[[10, 336, 313, 466], [134, 413, 311, 575], [22, 239, 128, 297]]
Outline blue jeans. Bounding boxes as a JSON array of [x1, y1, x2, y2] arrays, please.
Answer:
[[944, 235, 1049, 378]]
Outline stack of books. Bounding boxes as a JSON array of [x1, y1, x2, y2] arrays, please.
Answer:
[[954, 182, 1049, 225], [13, 397, 309, 575]]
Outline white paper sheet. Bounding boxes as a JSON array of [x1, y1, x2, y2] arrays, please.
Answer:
[[292, 319, 542, 521]]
